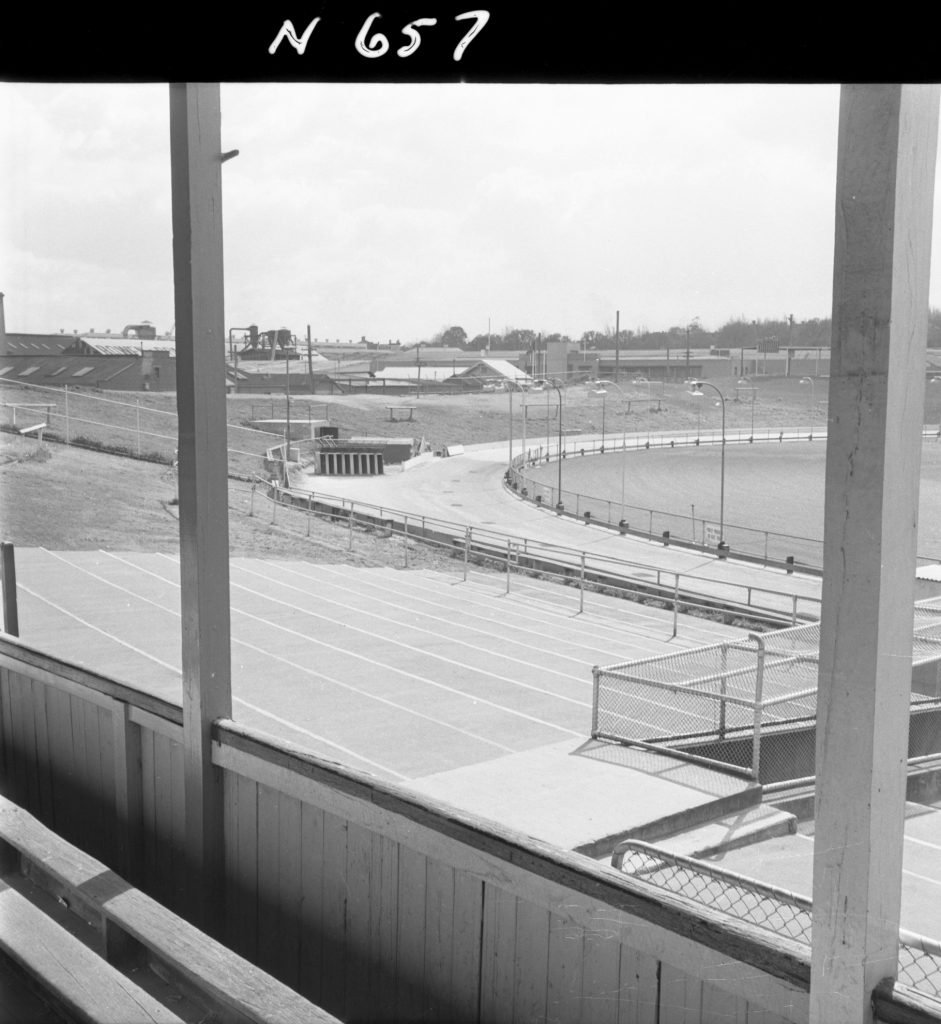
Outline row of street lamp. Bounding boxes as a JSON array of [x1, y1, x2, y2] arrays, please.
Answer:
[[500, 374, 828, 548]]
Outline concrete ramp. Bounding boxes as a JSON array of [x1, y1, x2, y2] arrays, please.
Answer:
[[408, 738, 758, 856]]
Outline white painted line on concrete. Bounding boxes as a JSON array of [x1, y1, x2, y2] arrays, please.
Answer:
[[125, 551, 586, 738], [21, 573, 402, 779]]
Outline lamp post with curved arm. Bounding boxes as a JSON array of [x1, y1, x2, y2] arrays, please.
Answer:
[[545, 379, 564, 509], [688, 380, 726, 546], [800, 376, 816, 438], [503, 377, 529, 474], [593, 379, 629, 526]]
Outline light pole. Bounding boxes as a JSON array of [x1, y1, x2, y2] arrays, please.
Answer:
[[688, 380, 726, 546], [633, 375, 652, 442], [738, 377, 757, 439], [546, 379, 564, 509], [593, 379, 629, 526], [800, 376, 816, 437], [504, 378, 528, 473]]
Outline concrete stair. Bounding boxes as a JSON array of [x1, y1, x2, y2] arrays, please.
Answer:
[[653, 802, 798, 859]]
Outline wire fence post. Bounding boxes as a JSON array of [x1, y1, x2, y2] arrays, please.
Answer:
[[464, 526, 471, 581], [506, 538, 512, 594], [718, 644, 728, 740], [306, 494, 312, 537], [591, 666, 600, 736], [249, 483, 255, 517], [271, 488, 277, 524], [64, 386, 70, 443], [403, 514, 409, 568], [792, 594, 798, 625], [349, 504, 354, 550], [672, 573, 680, 638], [579, 552, 586, 613], [136, 400, 142, 457], [751, 634, 766, 780]]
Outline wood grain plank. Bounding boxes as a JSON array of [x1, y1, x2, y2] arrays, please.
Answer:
[[320, 809, 349, 1021], [422, 856, 454, 1020], [700, 981, 748, 1023], [213, 731, 810, 1001], [658, 963, 702, 1024], [345, 821, 374, 1021], [235, 772, 259, 963], [546, 910, 584, 1024], [450, 868, 483, 1022], [222, 766, 240, 951], [82, 700, 106, 863], [256, 781, 281, 978], [30, 678, 54, 824], [512, 897, 550, 1024], [68, 693, 89, 850], [153, 732, 174, 909], [480, 883, 518, 1024], [395, 842, 428, 1022], [0, 670, 11, 797], [581, 924, 624, 1024], [6, 672, 34, 810], [168, 735, 185, 912], [617, 946, 660, 1024], [140, 725, 157, 894], [374, 830, 400, 1021], [45, 686, 75, 844], [277, 791, 303, 990], [299, 801, 325, 1006]]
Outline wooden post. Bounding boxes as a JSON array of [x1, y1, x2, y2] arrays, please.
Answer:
[[169, 82, 233, 936], [1, 542, 18, 637], [810, 84, 939, 1024], [111, 701, 143, 884]]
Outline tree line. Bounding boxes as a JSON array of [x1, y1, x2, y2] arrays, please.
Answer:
[[423, 309, 941, 353]]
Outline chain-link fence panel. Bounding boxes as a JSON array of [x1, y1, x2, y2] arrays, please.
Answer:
[[616, 841, 941, 1000]]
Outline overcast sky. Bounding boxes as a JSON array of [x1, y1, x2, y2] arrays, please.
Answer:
[[4, 83, 941, 344]]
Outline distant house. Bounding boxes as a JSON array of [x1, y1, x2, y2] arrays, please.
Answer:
[[449, 359, 533, 388]]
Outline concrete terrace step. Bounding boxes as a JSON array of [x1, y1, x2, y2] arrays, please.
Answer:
[[357, 562, 745, 644], [276, 560, 745, 657], [654, 803, 798, 860]]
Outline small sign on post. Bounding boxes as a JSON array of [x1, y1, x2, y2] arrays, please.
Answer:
[[704, 523, 722, 548]]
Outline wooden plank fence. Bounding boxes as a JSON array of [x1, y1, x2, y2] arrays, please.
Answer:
[[1, 634, 938, 1023]]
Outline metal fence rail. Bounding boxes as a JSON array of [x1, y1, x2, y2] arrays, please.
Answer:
[[593, 611, 941, 780], [613, 839, 941, 1001], [510, 427, 941, 572], [270, 482, 824, 629]]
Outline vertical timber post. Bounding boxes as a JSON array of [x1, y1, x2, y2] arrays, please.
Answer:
[[810, 84, 939, 1024], [1, 542, 18, 636], [170, 82, 233, 936]]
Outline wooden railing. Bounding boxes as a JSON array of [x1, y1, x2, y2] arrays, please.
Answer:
[[1, 634, 939, 1023]]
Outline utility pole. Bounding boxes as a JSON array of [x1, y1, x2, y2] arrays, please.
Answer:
[[614, 310, 620, 382], [307, 324, 315, 393]]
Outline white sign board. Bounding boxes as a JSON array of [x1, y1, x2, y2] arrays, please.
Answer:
[[704, 523, 722, 547]]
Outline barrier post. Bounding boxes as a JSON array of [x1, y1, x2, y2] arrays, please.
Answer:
[[249, 483, 255, 517], [464, 526, 470, 581], [349, 505, 354, 550], [403, 514, 409, 568], [64, 386, 70, 443], [579, 552, 586, 613], [751, 634, 766, 779], [1, 542, 18, 636], [136, 400, 142, 457], [506, 539, 512, 594], [672, 573, 680, 638], [591, 666, 600, 736], [307, 494, 312, 536]]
